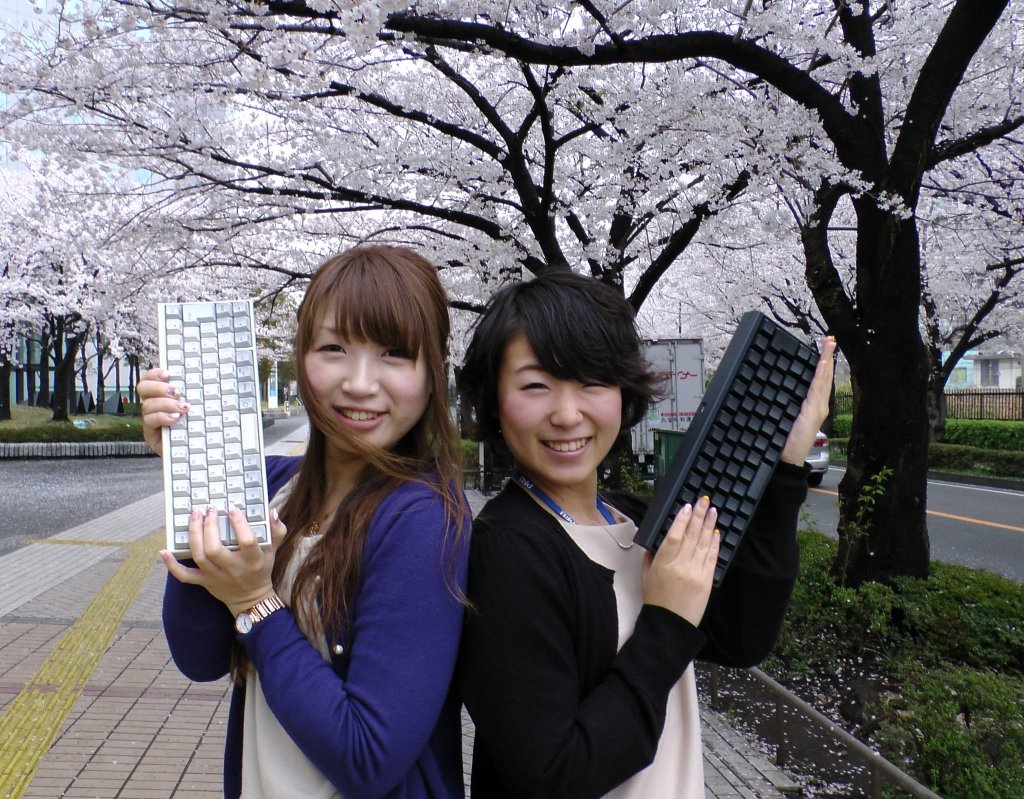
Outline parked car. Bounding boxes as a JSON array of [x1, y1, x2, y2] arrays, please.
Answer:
[[805, 430, 830, 487]]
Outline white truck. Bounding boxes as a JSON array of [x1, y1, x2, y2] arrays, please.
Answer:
[[632, 337, 704, 475]]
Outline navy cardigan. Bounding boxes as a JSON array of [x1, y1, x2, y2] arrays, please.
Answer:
[[162, 456, 470, 799]]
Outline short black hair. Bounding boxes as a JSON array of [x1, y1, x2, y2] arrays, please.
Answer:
[[458, 270, 662, 444]]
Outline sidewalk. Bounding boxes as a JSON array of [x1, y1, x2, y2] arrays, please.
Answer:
[[0, 425, 799, 798]]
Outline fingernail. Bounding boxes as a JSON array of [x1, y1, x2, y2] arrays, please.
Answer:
[[191, 507, 201, 519], [169, 413, 180, 421], [207, 505, 216, 516], [700, 495, 710, 506], [178, 403, 190, 412], [227, 502, 238, 516], [713, 529, 721, 537], [271, 508, 280, 522]]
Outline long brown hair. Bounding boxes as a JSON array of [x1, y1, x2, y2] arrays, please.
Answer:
[[272, 246, 467, 653]]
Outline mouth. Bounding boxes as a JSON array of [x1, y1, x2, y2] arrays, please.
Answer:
[[543, 437, 591, 453], [337, 408, 385, 422]]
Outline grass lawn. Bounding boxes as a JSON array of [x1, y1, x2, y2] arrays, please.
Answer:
[[0, 404, 145, 442]]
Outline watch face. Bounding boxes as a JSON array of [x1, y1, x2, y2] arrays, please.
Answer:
[[235, 612, 253, 634]]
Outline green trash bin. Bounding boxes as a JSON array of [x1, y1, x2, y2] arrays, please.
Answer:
[[652, 427, 687, 488]]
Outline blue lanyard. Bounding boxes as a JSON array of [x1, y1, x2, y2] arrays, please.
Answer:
[[512, 469, 616, 525]]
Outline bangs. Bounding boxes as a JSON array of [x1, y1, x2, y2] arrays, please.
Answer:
[[516, 292, 623, 387], [312, 256, 428, 357]]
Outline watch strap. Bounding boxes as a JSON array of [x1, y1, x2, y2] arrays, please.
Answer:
[[236, 593, 285, 634]]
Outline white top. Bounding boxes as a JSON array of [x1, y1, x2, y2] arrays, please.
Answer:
[[559, 513, 706, 799], [241, 535, 343, 799]]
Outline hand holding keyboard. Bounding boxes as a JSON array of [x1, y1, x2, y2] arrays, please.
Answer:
[[633, 311, 818, 585], [158, 301, 271, 555]]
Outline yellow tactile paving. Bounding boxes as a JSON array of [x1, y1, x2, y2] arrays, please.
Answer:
[[0, 530, 163, 799]]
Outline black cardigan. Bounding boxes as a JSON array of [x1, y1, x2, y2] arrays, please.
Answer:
[[457, 462, 808, 799]]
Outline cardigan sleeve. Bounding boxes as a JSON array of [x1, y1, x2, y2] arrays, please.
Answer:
[[458, 500, 707, 799], [239, 481, 470, 798], [161, 455, 303, 682]]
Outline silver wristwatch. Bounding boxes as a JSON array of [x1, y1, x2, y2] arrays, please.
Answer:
[[234, 594, 285, 634]]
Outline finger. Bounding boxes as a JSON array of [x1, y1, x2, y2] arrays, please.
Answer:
[[229, 504, 261, 556], [161, 549, 204, 585], [187, 506, 223, 567], [658, 502, 692, 557], [185, 507, 208, 565], [685, 496, 712, 539], [703, 528, 721, 569], [142, 367, 170, 383], [269, 508, 288, 550]]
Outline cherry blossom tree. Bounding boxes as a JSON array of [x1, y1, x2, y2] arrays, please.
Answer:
[[2, 0, 1021, 583], [382, 0, 1022, 584]]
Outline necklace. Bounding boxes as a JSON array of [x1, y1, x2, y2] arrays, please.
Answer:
[[513, 469, 616, 525], [306, 520, 321, 537], [602, 524, 634, 551]]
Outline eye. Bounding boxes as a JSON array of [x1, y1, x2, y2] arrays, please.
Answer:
[[384, 347, 412, 359], [318, 343, 344, 353], [523, 381, 548, 391]]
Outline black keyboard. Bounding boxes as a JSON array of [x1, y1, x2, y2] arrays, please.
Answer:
[[633, 311, 818, 585]]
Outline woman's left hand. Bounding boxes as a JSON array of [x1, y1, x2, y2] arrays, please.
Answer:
[[161, 504, 288, 618], [779, 336, 837, 467]]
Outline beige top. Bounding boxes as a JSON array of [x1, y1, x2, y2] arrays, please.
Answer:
[[559, 513, 706, 799], [241, 535, 343, 799]]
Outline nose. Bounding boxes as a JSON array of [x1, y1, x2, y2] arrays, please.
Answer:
[[549, 386, 584, 428], [342, 355, 379, 396]]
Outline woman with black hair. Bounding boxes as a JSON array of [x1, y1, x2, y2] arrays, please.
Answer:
[[457, 270, 835, 799]]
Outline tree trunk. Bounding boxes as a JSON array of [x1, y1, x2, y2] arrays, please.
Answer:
[[50, 321, 87, 424], [35, 332, 51, 409], [95, 332, 106, 416], [50, 320, 71, 422], [926, 379, 947, 443], [832, 210, 931, 585], [0, 360, 11, 422]]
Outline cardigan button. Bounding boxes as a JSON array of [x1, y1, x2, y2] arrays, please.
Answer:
[[333, 643, 344, 656]]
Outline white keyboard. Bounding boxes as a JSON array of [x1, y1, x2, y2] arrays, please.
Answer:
[[158, 300, 271, 555]]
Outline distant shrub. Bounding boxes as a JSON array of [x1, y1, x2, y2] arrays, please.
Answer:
[[943, 418, 1024, 451]]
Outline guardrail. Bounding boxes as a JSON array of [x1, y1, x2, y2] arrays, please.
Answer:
[[705, 664, 943, 799]]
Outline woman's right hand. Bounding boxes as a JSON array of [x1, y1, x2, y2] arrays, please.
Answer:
[[641, 496, 720, 627], [138, 367, 190, 456]]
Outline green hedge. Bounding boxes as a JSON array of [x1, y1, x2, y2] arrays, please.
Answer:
[[766, 529, 1024, 799], [829, 415, 1024, 477], [944, 418, 1024, 451], [0, 419, 145, 443]]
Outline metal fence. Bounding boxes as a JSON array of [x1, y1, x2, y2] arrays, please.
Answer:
[[836, 389, 1024, 420]]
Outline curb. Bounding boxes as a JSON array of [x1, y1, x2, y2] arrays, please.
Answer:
[[830, 459, 1023, 492], [0, 441, 157, 459]]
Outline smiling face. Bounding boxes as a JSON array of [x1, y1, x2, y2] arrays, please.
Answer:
[[497, 332, 622, 506], [304, 319, 431, 466]]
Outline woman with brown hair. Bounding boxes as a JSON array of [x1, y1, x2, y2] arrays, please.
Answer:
[[139, 246, 471, 799]]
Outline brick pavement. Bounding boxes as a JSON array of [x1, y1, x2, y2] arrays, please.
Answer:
[[0, 426, 799, 798]]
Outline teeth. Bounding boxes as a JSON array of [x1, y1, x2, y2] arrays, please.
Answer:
[[341, 409, 381, 421], [545, 439, 589, 453]]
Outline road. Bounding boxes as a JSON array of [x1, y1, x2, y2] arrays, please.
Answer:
[[2, 426, 1021, 581], [0, 415, 309, 554], [803, 466, 1024, 582]]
